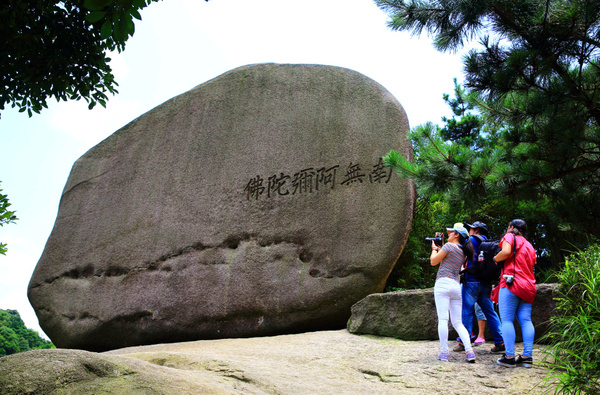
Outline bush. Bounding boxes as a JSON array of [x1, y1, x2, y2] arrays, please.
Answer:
[[541, 245, 600, 394]]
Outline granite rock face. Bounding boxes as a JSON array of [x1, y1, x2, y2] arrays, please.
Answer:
[[0, 331, 550, 394], [0, 349, 233, 394], [28, 63, 414, 351]]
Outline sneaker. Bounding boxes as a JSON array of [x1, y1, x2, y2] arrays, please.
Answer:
[[453, 343, 465, 352], [516, 355, 533, 368], [496, 354, 517, 367], [466, 350, 476, 363], [474, 337, 486, 345], [490, 343, 505, 353], [437, 352, 449, 362]]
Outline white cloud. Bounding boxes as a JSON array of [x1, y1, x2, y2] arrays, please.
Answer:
[[48, 97, 145, 148]]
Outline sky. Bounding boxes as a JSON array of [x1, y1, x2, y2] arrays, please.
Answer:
[[0, 0, 470, 339]]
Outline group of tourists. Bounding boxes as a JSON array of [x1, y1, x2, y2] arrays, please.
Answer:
[[429, 219, 537, 367]]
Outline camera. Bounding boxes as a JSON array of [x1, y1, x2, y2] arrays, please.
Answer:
[[425, 236, 443, 247], [503, 274, 514, 286]]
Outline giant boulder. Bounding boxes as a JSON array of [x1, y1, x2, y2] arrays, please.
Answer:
[[28, 63, 414, 351]]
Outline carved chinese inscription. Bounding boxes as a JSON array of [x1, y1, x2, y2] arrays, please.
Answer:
[[245, 158, 392, 200]]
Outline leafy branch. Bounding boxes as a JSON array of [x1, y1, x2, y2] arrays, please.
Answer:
[[0, 183, 18, 256]]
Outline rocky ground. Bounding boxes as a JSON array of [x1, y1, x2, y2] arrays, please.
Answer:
[[1, 330, 555, 394]]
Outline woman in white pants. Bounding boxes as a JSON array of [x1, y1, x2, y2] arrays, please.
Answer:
[[430, 223, 476, 363]]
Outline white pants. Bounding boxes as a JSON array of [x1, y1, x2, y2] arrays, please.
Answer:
[[434, 277, 473, 353]]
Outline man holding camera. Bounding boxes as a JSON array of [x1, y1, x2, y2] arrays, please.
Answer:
[[453, 221, 505, 353]]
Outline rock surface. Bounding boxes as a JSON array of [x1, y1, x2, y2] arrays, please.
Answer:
[[0, 330, 552, 394], [347, 283, 558, 342], [0, 349, 232, 394], [28, 63, 414, 351]]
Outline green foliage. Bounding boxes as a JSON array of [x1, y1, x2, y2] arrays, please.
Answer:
[[377, 0, 600, 281], [384, 85, 592, 279], [0, 309, 54, 357], [0, 182, 18, 256], [82, 0, 160, 45], [382, 75, 597, 288], [540, 245, 600, 394], [385, 195, 444, 291], [439, 79, 493, 150], [0, 0, 211, 117], [384, 123, 504, 203], [0, 326, 20, 356], [375, 0, 600, 240]]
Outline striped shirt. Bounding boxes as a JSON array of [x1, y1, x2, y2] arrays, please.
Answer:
[[436, 242, 466, 282]]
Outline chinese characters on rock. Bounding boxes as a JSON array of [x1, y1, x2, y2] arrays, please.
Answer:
[[244, 158, 393, 200]]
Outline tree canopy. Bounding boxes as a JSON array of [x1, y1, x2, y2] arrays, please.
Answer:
[[0, 309, 53, 356], [0, 0, 207, 117], [384, 83, 563, 290], [377, 0, 600, 240]]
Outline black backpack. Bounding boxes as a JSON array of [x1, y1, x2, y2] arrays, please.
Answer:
[[466, 235, 503, 283]]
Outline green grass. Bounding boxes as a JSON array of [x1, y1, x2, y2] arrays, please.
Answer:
[[539, 245, 600, 394]]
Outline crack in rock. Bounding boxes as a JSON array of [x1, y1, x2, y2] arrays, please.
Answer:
[[31, 235, 311, 289]]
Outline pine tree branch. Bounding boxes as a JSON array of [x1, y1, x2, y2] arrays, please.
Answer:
[[507, 162, 600, 193], [383, 150, 419, 177], [426, 134, 451, 162], [490, 3, 600, 125]]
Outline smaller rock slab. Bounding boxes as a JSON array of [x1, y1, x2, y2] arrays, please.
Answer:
[[347, 283, 558, 342]]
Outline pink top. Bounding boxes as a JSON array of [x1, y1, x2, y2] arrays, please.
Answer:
[[499, 234, 537, 304]]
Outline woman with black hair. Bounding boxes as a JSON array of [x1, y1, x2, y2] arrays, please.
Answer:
[[430, 223, 476, 363], [493, 219, 537, 368]]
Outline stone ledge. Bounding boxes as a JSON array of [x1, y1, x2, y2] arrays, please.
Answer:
[[347, 283, 558, 342]]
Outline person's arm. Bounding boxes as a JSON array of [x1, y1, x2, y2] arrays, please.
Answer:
[[494, 239, 512, 263], [431, 243, 447, 266]]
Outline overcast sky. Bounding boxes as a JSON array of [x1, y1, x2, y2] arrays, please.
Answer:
[[0, 0, 469, 338]]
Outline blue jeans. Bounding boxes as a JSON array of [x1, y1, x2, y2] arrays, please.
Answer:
[[474, 303, 485, 321], [498, 287, 535, 357], [461, 281, 504, 346]]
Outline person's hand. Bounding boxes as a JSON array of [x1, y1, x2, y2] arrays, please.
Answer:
[[434, 232, 444, 248]]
